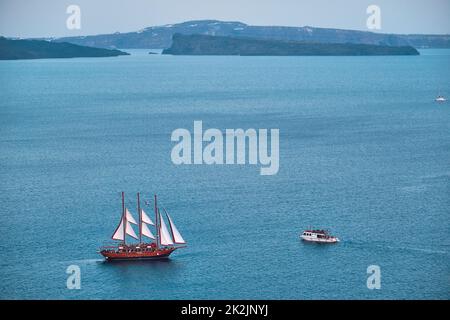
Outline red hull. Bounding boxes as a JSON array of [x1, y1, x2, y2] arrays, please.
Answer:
[[100, 247, 177, 261]]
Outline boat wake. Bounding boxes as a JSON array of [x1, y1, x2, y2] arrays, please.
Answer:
[[61, 259, 105, 265], [399, 184, 428, 193], [384, 245, 448, 255], [345, 239, 449, 255]]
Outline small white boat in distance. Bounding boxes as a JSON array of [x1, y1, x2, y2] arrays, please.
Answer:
[[435, 95, 446, 102], [300, 229, 340, 244]]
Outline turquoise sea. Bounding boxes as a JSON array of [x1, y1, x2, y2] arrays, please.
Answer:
[[0, 49, 449, 299]]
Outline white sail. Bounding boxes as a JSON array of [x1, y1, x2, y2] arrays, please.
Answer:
[[126, 208, 137, 224], [159, 212, 174, 246], [141, 209, 154, 225], [111, 218, 138, 240], [166, 212, 186, 244], [112, 217, 125, 240], [141, 222, 155, 239], [126, 220, 138, 239]]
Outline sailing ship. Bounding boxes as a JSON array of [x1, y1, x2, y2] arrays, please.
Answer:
[[100, 192, 186, 260]]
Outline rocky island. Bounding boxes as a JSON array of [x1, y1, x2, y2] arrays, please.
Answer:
[[54, 20, 450, 49], [163, 33, 420, 56], [0, 37, 129, 60]]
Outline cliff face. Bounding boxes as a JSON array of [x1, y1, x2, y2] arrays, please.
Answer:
[[53, 20, 450, 49], [0, 37, 129, 60], [162, 34, 420, 56]]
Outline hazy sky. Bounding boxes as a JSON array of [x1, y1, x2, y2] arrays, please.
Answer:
[[1, 0, 449, 38]]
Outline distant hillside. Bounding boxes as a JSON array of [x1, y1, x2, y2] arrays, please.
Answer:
[[0, 37, 129, 60], [53, 20, 450, 49], [162, 34, 420, 56]]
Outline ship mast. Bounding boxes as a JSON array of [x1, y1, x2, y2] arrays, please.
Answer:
[[137, 192, 141, 244], [154, 194, 159, 249], [122, 191, 126, 246]]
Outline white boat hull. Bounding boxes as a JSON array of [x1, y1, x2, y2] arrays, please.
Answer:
[[300, 235, 340, 243]]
